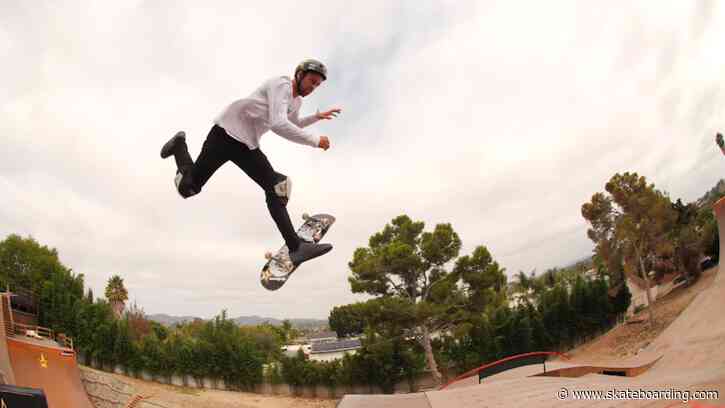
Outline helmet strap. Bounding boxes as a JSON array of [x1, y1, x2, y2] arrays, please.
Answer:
[[295, 71, 306, 97]]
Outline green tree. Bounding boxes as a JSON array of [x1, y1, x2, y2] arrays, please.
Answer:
[[105, 275, 128, 318], [329, 302, 367, 338], [239, 324, 284, 361], [348, 215, 506, 385], [670, 199, 705, 284], [582, 192, 627, 297], [538, 283, 573, 348], [139, 333, 163, 380], [510, 269, 541, 305], [606, 172, 677, 324], [113, 319, 135, 375], [0, 234, 85, 333], [280, 349, 317, 390], [697, 208, 718, 263], [280, 319, 300, 343], [348, 331, 425, 393]]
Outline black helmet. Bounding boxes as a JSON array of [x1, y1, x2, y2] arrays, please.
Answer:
[[295, 59, 327, 81]]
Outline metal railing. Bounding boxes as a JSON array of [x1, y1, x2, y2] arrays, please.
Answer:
[[11, 323, 75, 350], [1, 319, 9, 338], [439, 351, 571, 390], [13, 323, 53, 340], [56, 333, 74, 350], [1, 296, 12, 338]]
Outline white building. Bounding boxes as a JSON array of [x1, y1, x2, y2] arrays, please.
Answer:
[[282, 331, 362, 362], [625, 272, 685, 316], [308, 339, 362, 362], [281, 343, 311, 357]]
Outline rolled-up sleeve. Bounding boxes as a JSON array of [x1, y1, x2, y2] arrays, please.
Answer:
[[290, 109, 321, 128], [267, 81, 320, 147]]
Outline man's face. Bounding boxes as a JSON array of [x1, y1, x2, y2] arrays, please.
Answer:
[[298, 72, 324, 97]]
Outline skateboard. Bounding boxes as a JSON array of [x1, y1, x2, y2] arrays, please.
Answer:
[[260, 213, 335, 291]]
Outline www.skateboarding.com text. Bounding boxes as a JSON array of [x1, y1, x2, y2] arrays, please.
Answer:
[[557, 387, 720, 402]]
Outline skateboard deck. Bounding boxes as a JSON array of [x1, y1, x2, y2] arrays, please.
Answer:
[[260, 213, 335, 291]]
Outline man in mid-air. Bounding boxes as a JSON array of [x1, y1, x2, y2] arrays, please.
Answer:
[[160, 59, 341, 267]]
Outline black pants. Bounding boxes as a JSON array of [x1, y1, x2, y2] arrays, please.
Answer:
[[174, 125, 300, 251]]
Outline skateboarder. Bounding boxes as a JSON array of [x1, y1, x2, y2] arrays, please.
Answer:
[[160, 59, 339, 267]]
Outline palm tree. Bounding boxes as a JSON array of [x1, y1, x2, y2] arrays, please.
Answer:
[[105, 275, 128, 318]]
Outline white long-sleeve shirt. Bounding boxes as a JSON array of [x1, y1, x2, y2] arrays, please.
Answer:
[[214, 76, 321, 150]]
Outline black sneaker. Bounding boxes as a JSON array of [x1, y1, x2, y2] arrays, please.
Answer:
[[289, 242, 333, 266], [174, 169, 198, 198], [160, 131, 186, 159]]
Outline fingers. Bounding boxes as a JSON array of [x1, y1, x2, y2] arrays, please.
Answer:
[[320, 108, 342, 120]]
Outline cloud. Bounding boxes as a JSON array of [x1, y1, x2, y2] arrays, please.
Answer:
[[2, 2, 725, 319]]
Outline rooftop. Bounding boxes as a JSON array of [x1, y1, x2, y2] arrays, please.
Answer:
[[311, 339, 361, 353]]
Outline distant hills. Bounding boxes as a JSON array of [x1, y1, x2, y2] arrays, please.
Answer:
[[696, 179, 725, 208], [147, 313, 327, 329]]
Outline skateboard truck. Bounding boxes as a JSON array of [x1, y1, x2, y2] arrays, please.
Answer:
[[303, 213, 318, 222], [265, 251, 291, 266]]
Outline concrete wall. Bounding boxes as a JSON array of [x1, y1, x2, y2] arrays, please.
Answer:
[[626, 276, 688, 316], [309, 349, 358, 362], [79, 367, 137, 408], [627, 278, 659, 315], [79, 356, 438, 400]]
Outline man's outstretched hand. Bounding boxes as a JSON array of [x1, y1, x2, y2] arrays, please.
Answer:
[[316, 108, 339, 150], [317, 108, 342, 120]]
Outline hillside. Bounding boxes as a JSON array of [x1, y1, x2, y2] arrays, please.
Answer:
[[566, 264, 718, 360], [147, 313, 328, 329]]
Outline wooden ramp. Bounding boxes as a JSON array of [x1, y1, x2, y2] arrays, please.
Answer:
[[7, 336, 94, 408], [0, 291, 94, 407], [0, 294, 16, 386]]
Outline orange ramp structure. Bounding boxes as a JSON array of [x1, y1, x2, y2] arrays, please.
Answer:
[[0, 295, 16, 386], [0, 291, 94, 408], [7, 336, 93, 407]]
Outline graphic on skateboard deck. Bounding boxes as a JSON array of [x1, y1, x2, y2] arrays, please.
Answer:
[[260, 213, 335, 291]]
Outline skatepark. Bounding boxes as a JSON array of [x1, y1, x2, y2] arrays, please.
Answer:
[[337, 197, 725, 407], [2, 199, 725, 407]]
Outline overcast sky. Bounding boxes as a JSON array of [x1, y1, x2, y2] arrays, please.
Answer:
[[2, 1, 724, 320]]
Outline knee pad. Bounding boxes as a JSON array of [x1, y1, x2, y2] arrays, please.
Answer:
[[175, 171, 199, 199], [272, 172, 292, 206]]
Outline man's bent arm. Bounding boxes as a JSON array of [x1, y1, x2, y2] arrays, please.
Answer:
[[267, 81, 320, 147]]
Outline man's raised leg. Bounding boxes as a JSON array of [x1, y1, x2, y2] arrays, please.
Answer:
[[230, 148, 332, 265], [160, 126, 229, 198]]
